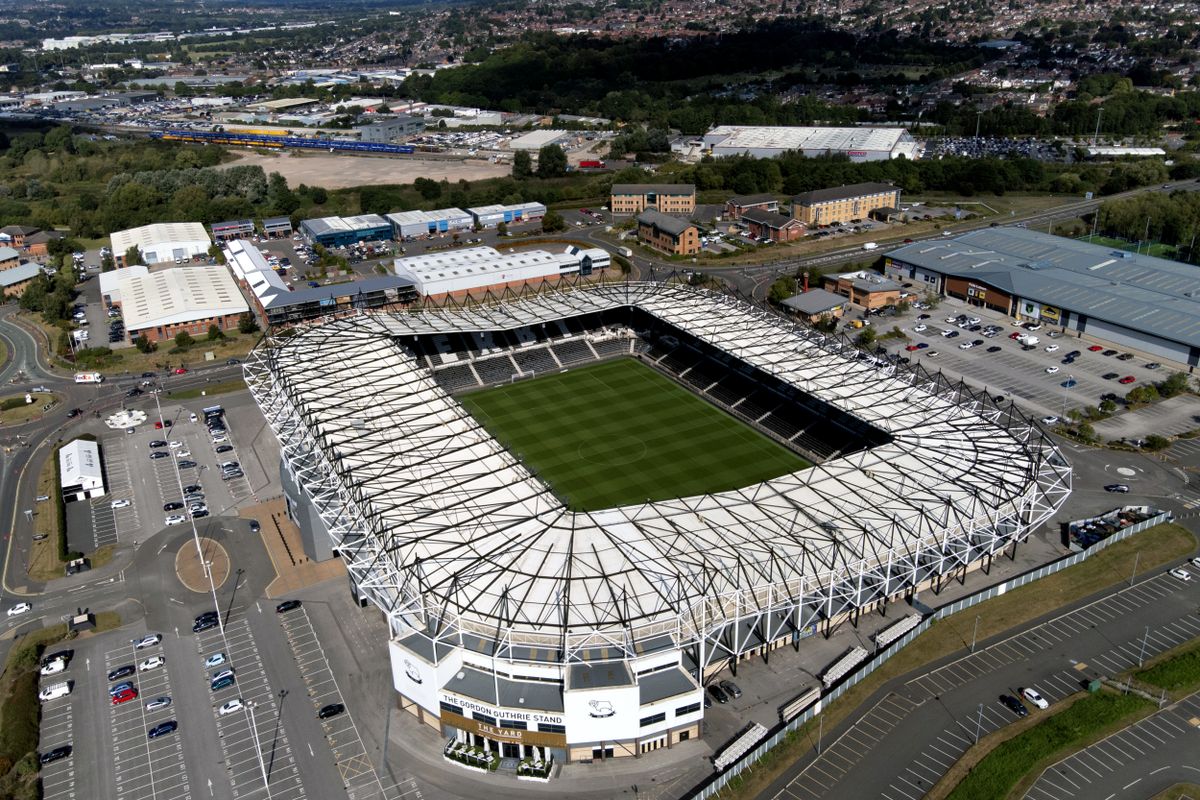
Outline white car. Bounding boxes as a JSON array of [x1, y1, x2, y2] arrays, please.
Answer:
[[133, 633, 162, 649], [1045, 366, 1059, 374], [205, 653, 226, 668], [165, 514, 186, 526], [913, 324, 927, 333], [111, 499, 131, 509], [168, 441, 183, 449], [40, 658, 67, 676], [218, 698, 244, 716], [944, 316, 957, 323], [967, 317, 981, 325], [1169, 568, 1192, 582], [940, 329, 954, 337], [146, 697, 172, 712], [958, 342, 973, 350], [1044, 345, 1059, 353], [1041, 416, 1060, 425], [175, 450, 191, 459], [1021, 687, 1049, 710], [6, 602, 32, 617], [139, 656, 165, 671], [1192, 557, 1200, 569]]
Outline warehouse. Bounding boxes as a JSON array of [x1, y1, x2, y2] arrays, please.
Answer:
[[114, 264, 249, 343], [210, 219, 255, 242], [111, 222, 212, 267], [509, 129, 569, 151], [466, 202, 546, 229], [703, 126, 918, 161], [387, 208, 474, 239], [392, 244, 608, 299], [610, 184, 695, 215], [356, 114, 426, 142], [884, 227, 1200, 366], [300, 214, 392, 247], [792, 182, 901, 227], [59, 439, 105, 502]]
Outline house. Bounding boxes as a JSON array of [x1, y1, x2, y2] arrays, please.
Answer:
[[741, 209, 804, 243], [636, 210, 700, 256], [723, 194, 778, 220]]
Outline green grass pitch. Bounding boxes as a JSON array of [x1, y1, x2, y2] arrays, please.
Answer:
[[458, 358, 812, 511]]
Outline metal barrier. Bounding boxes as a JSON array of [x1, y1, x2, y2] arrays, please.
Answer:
[[685, 510, 1173, 800]]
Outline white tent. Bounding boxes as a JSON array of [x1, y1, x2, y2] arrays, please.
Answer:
[[59, 439, 105, 501]]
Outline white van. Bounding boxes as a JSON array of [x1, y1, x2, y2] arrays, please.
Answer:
[[39, 681, 72, 702]]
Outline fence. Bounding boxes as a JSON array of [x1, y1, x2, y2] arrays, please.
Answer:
[[685, 509, 1173, 800]]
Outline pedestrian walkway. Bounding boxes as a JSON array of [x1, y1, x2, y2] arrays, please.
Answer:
[[250, 499, 345, 597]]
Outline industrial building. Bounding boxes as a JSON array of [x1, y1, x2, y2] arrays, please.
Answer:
[[392, 244, 609, 299], [741, 208, 804, 242], [723, 194, 779, 220], [210, 219, 255, 242], [703, 126, 918, 161], [792, 182, 902, 227], [356, 114, 426, 142], [884, 228, 1200, 366], [110, 264, 249, 343], [110, 222, 212, 268], [226, 239, 415, 326], [509, 129, 569, 151], [59, 439, 105, 502], [261, 216, 293, 239], [610, 184, 696, 216], [245, 282, 1068, 765], [387, 208, 474, 239], [823, 270, 903, 310], [466, 202, 546, 229], [636, 210, 700, 255], [300, 214, 392, 248]]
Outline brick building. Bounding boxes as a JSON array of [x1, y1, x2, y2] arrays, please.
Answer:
[[611, 184, 696, 216], [742, 209, 804, 242], [791, 183, 901, 227], [823, 270, 902, 310], [110, 264, 249, 343], [636, 210, 700, 256], [723, 194, 778, 220]]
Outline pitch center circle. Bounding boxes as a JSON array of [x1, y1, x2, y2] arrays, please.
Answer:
[[577, 435, 648, 466]]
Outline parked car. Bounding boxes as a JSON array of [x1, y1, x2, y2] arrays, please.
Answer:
[[219, 698, 244, 716], [204, 653, 226, 668], [1104, 484, 1130, 493], [1119, 376, 1136, 384], [149, 440, 168, 448], [1000, 694, 1028, 717], [148, 721, 178, 739], [1021, 687, 1049, 710], [708, 684, 730, 704], [163, 502, 183, 511], [318, 702, 346, 719], [1087, 345, 1104, 352], [177, 460, 197, 469], [275, 600, 301, 614], [1045, 366, 1059, 374], [108, 665, 135, 682], [1102, 372, 1120, 380], [40, 657, 67, 676], [1169, 568, 1192, 582], [146, 697, 172, 712], [112, 688, 138, 705], [149, 451, 169, 460], [111, 499, 131, 509], [138, 656, 165, 672], [1041, 416, 1059, 425], [165, 514, 186, 526], [38, 746, 72, 765], [719, 680, 743, 699], [133, 633, 162, 649], [193, 618, 218, 633]]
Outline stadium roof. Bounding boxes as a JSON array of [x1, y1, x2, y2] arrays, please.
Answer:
[[246, 282, 1068, 656], [793, 182, 898, 206], [887, 228, 1200, 348]]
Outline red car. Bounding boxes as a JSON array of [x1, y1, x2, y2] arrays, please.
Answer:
[[905, 344, 920, 352], [174, 367, 187, 375], [1088, 345, 1104, 352], [1119, 376, 1136, 384], [1009, 332, 1021, 340], [112, 688, 138, 705]]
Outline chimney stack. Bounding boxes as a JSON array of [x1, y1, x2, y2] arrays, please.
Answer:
[[802, 271, 810, 293]]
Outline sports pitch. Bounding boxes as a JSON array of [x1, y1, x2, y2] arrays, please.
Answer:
[[458, 358, 812, 511]]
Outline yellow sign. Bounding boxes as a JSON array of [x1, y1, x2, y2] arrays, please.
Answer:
[[442, 711, 567, 748], [1040, 305, 1061, 323]]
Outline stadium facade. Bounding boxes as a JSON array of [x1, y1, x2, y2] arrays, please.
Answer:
[[702, 125, 920, 161], [245, 282, 1070, 765]]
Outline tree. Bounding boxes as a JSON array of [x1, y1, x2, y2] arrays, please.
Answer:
[[541, 210, 567, 232], [134, 335, 155, 353], [812, 314, 838, 333], [101, 252, 115, 272], [513, 150, 533, 179], [768, 275, 797, 304], [266, 172, 300, 215], [536, 144, 568, 178], [124, 246, 144, 267], [1143, 434, 1170, 451], [207, 324, 225, 342], [237, 313, 260, 334], [174, 331, 194, 348], [414, 177, 442, 201], [496, 221, 508, 237], [1099, 398, 1117, 414], [207, 243, 226, 265], [1158, 372, 1191, 398]]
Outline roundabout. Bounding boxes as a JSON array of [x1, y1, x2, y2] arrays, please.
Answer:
[[0, 390, 59, 427]]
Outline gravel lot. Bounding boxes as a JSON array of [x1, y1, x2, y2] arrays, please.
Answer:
[[222, 151, 510, 188]]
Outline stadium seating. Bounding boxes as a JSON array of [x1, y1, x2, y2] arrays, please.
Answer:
[[552, 338, 598, 366], [434, 364, 481, 393], [512, 348, 559, 375]]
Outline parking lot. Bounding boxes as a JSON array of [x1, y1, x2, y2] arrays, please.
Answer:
[[194, 613, 307, 800], [39, 672, 76, 800], [103, 639, 191, 800], [866, 301, 1176, 422]]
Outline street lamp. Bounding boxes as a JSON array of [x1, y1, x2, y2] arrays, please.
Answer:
[[246, 701, 273, 799]]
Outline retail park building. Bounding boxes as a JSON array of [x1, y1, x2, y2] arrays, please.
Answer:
[[885, 227, 1200, 367]]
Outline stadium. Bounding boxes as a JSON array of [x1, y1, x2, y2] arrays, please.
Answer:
[[244, 280, 1070, 767]]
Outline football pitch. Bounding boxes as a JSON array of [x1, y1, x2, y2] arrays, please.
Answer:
[[458, 358, 811, 511]]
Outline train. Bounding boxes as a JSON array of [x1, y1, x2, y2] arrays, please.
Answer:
[[150, 129, 417, 155]]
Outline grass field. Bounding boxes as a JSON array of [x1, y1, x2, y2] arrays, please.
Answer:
[[1077, 234, 1179, 259], [459, 359, 811, 511]]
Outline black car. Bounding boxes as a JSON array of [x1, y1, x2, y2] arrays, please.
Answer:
[[192, 618, 218, 633], [108, 665, 135, 681], [1066, 350, 1081, 358], [968, 325, 982, 332], [148, 721, 178, 739], [183, 484, 202, 494], [275, 600, 301, 614], [986, 346, 1001, 353], [177, 460, 197, 469], [149, 451, 168, 460], [41, 649, 73, 668], [39, 746, 72, 765], [163, 502, 183, 511], [125, 388, 142, 398], [225, 358, 240, 365], [972, 339, 984, 346], [248, 519, 261, 533], [1145, 362, 1162, 370], [215, 444, 234, 454], [1116, 353, 1134, 361], [1104, 484, 1131, 493], [66, 408, 82, 418], [708, 684, 730, 704], [318, 703, 345, 719], [1000, 694, 1028, 717], [141, 372, 156, 378], [1102, 372, 1120, 380], [149, 440, 168, 448], [192, 509, 209, 519], [947, 331, 960, 338], [1102, 349, 1119, 356]]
